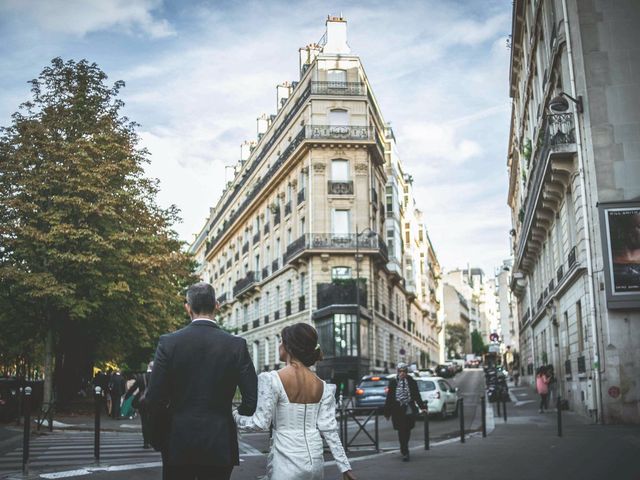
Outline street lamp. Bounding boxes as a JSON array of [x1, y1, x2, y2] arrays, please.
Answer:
[[549, 92, 583, 113], [355, 226, 377, 382]]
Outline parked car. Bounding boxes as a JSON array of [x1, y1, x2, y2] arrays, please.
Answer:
[[416, 377, 459, 419], [435, 364, 454, 378], [355, 375, 390, 409], [448, 359, 464, 372]]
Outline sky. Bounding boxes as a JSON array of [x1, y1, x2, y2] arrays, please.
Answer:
[[0, 0, 514, 275]]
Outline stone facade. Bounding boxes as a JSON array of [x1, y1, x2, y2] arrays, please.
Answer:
[[507, 0, 640, 423], [190, 17, 443, 387]]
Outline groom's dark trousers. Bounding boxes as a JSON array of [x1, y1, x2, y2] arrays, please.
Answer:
[[145, 320, 258, 480]]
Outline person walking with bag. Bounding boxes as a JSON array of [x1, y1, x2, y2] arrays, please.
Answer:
[[536, 366, 550, 413], [384, 364, 427, 462]]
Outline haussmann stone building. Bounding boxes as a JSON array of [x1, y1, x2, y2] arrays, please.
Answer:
[[189, 17, 444, 391]]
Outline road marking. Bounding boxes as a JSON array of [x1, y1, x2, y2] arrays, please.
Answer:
[[38, 462, 163, 479]]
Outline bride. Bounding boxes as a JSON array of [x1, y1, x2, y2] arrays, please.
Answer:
[[233, 323, 356, 480]]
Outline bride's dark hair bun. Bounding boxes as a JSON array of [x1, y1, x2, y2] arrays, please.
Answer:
[[281, 323, 323, 367]]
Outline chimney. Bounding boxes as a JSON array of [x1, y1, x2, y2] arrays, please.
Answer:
[[240, 141, 252, 161], [257, 113, 269, 137], [323, 15, 350, 55], [276, 81, 293, 111]]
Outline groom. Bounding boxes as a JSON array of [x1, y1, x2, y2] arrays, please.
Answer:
[[145, 282, 258, 480]]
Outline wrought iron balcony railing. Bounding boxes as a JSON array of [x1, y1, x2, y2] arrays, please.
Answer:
[[264, 223, 270, 235], [242, 242, 249, 254], [253, 232, 260, 244], [284, 201, 292, 216], [297, 188, 306, 204], [310, 81, 366, 96], [233, 271, 259, 297], [568, 246, 577, 268], [282, 233, 388, 265], [328, 180, 354, 195], [305, 124, 372, 141]]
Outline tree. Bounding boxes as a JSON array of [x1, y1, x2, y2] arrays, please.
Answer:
[[471, 330, 487, 356], [0, 58, 196, 405], [445, 323, 468, 358]]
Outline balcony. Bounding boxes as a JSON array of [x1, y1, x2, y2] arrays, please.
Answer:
[[242, 242, 249, 254], [273, 212, 281, 226], [261, 266, 270, 280], [328, 180, 354, 195], [284, 201, 292, 216], [241, 324, 248, 332], [556, 265, 564, 283], [299, 295, 306, 311], [310, 81, 366, 96], [297, 188, 306, 205], [515, 113, 577, 271], [216, 292, 228, 305], [317, 280, 367, 309], [272, 258, 280, 273], [264, 314, 269, 324], [233, 271, 260, 298], [234, 252, 239, 262], [285, 301, 292, 317], [274, 310, 280, 321], [305, 124, 373, 142], [226, 258, 232, 269], [253, 232, 260, 244], [264, 223, 270, 235], [281, 233, 388, 265], [252, 319, 260, 329]]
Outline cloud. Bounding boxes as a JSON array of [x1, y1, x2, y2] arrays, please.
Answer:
[[0, 0, 175, 38]]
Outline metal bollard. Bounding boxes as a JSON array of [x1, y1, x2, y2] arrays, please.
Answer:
[[423, 408, 430, 450], [503, 398, 507, 422], [557, 395, 562, 437], [481, 395, 487, 438], [496, 397, 501, 416], [458, 398, 465, 443], [22, 386, 32, 474], [94, 386, 102, 462], [374, 410, 379, 453]]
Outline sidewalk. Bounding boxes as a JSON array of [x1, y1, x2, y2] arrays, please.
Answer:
[[336, 384, 639, 480]]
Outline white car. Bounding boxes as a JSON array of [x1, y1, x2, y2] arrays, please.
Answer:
[[416, 376, 459, 419]]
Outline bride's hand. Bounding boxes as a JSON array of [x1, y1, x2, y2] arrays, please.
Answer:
[[342, 470, 356, 480]]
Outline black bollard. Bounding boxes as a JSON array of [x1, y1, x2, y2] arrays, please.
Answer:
[[503, 398, 507, 422], [94, 386, 102, 462], [496, 397, 501, 416], [481, 395, 487, 438], [424, 408, 430, 450], [557, 395, 562, 437], [22, 386, 32, 474], [459, 398, 465, 443]]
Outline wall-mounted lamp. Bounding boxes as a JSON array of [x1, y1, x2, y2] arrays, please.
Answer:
[[549, 92, 583, 113]]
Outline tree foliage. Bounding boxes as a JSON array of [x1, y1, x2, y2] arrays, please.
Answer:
[[0, 58, 196, 400], [445, 323, 469, 358], [471, 329, 487, 356]]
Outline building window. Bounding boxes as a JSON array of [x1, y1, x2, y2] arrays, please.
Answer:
[[316, 314, 358, 358], [576, 301, 584, 352], [329, 108, 349, 126], [299, 272, 306, 295], [252, 341, 259, 371], [331, 159, 349, 181], [332, 266, 352, 280], [299, 217, 306, 235], [332, 209, 350, 235], [327, 69, 347, 83]]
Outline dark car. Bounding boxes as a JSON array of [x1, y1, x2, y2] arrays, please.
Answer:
[[355, 376, 390, 409], [435, 364, 454, 378]]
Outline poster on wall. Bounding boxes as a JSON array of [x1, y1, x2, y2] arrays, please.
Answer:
[[599, 202, 640, 309]]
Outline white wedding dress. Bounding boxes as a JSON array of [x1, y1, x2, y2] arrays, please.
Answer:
[[233, 370, 351, 480]]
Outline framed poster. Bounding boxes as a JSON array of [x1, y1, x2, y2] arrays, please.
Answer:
[[599, 202, 640, 309]]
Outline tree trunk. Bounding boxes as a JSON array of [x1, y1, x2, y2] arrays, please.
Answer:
[[43, 327, 54, 406], [54, 322, 95, 408]]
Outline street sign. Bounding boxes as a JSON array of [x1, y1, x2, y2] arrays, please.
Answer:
[[399, 348, 406, 356]]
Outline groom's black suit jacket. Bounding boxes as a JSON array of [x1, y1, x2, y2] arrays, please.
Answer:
[[145, 320, 258, 466]]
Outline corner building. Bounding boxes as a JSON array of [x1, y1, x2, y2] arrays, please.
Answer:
[[507, 0, 640, 423], [190, 17, 443, 389]]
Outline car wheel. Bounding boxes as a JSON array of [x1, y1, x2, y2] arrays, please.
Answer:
[[440, 404, 447, 420]]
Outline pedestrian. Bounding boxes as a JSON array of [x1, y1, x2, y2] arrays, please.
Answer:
[[125, 362, 153, 448], [145, 282, 258, 480], [384, 363, 427, 462], [233, 323, 355, 480], [108, 370, 125, 419], [546, 364, 556, 407], [535, 367, 550, 413]]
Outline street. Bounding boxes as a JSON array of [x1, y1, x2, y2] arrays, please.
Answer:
[[0, 370, 486, 479]]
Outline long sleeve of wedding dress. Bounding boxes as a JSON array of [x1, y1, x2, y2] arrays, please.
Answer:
[[233, 372, 275, 432], [317, 384, 351, 473]]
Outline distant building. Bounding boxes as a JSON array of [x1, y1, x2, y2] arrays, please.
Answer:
[[507, 0, 640, 423], [443, 284, 471, 355]]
